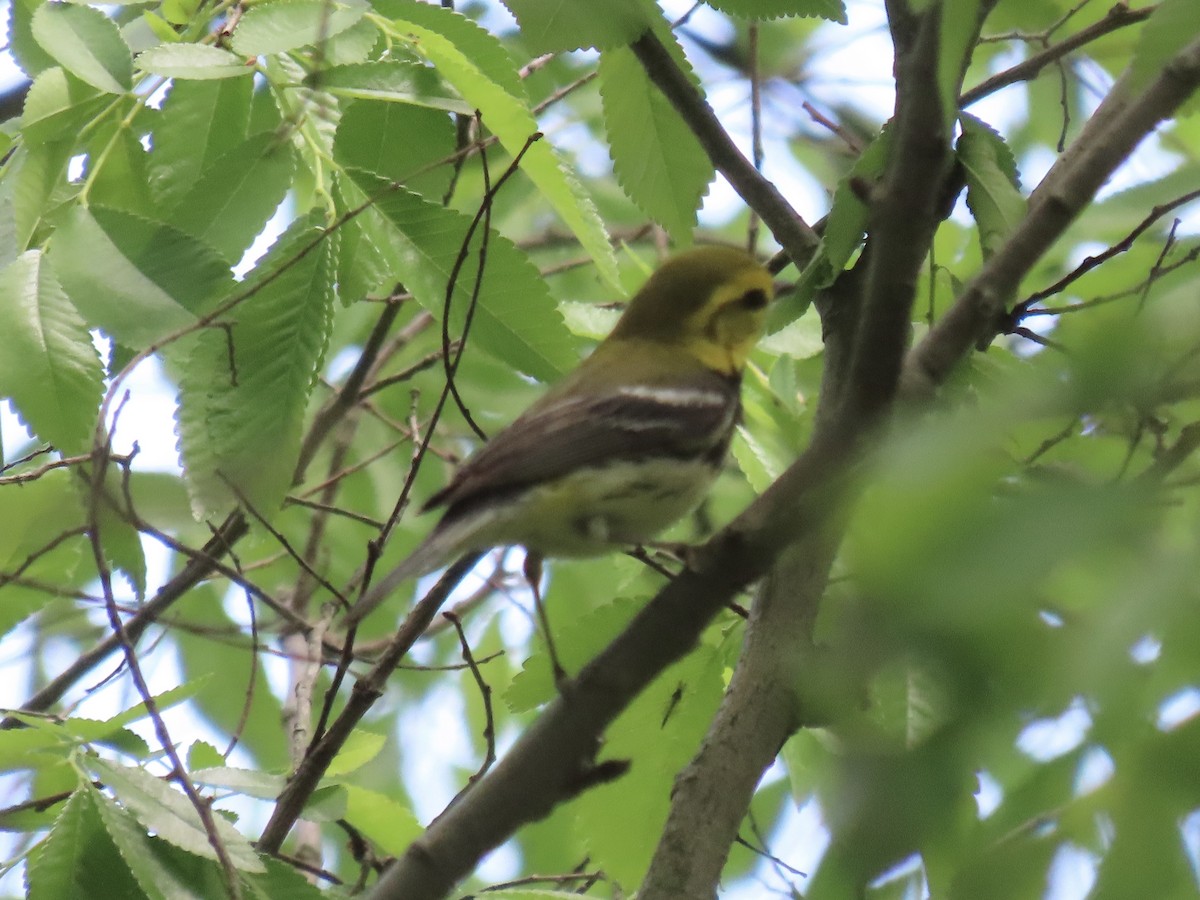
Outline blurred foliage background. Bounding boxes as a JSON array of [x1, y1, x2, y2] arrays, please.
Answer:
[[0, 0, 1199, 897]]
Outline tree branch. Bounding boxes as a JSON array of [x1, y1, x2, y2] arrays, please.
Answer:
[[1, 512, 249, 729], [960, 2, 1154, 108], [641, 7, 966, 895], [905, 33, 1200, 394], [256, 552, 484, 854], [629, 30, 821, 268], [369, 426, 853, 899]]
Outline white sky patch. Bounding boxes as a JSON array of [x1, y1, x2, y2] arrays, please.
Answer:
[[1130, 633, 1163, 665], [1157, 687, 1200, 732], [725, 793, 830, 898], [1046, 842, 1099, 900], [1017, 698, 1091, 762], [975, 769, 1004, 818], [1074, 745, 1114, 796]]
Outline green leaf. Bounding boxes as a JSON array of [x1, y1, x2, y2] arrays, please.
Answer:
[[375, 0, 524, 96], [10, 0, 58, 78], [11, 139, 76, 251], [559, 299, 620, 340], [245, 857, 330, 899], [161, 0, 202, 26], [104, 680, 207, 731], [958, 113, 1025, 260], [0, 471, 83, 638], [136, 43, 254, 80], [321, 16, 382, 65], [731, 426, 782, 493], [189, 767, 286, 799], [319, 61, 472, 113], [334, 100, 454, 197], [229, 0, 368, 56], [27, 787, 146, 900], [331, 176, 395, 304], [599, 43, 712, 242], [704, 0, 846, 22], [90, 788, 224, 900], [0, 178, 20, 271], [342, 786, 423, 856], [20, 67, 107, 144], [500, 0, 655, 52], [263, 51, 340, 169], [349, 171, 578, 381], [938, 0, 980, 127], [6, 704, 199, 759], [163, 130, 296, 264], [149, 77, 253, 208], [143, 10, 181, 43], [0, 251, 103, 452], [186, 742, 224, 772], [573, 643, 725, 885], [325, 729, 386, 776], [175, 219, 334, 517], [1131, 0, 1200, 97], [376, 0, 620, 288], [0, 727, 70, 774], [768, 128, 888, 331], [86, 118, 154, 216], [31, 3, 133, 94], [87, 758, 266, 873], [507, 598, 640, 711], [50, 206, 231, 347]]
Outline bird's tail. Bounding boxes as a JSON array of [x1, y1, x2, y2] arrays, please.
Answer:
[[342, 515, 486, 625]]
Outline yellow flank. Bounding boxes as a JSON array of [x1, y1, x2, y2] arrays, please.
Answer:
[[470, 457, 722, 557], [351, 245, 775, 618]]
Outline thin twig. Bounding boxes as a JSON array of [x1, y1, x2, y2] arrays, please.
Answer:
[[443, 612, 496, 788], [960, 2, 1154, 107], [630, 30, 820, 267], [257, 552, 484, 853], [86, 430, 244, 898]]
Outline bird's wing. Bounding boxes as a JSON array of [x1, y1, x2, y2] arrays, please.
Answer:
[[424, 372, 740, 514]]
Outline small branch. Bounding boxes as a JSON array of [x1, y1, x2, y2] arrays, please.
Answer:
[[960, 2, 1155, 108], [228, 481, 349, 610], [86, 439, 243, 898], [257, 552, 484, 854], [844, 7, 958, 423], [630, 30, 820, 267], [1011, 187, 1200, 316], [443, 612, 496, 789], [0, 451, 94, 485], [359, 342, 457, 401], [1139, 421, 1200, 482], [2, 512, 249, 729], [906, 34, 1200, 394], [295, 297, 404, 484]]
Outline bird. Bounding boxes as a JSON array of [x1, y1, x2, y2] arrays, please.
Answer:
[[347, 245, 773, 623]]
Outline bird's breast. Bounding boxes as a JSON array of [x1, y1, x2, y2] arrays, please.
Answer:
[[475, 457, 721, 558]]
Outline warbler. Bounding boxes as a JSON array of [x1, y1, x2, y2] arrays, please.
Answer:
[[350, 245, 772, 621]]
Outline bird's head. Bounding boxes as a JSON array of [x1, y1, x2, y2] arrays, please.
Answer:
[[608, 246, 774, 375]]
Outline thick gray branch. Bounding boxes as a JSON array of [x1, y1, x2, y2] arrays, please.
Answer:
[[369, 427, 852, 899], [906, 34, 1200, 394], [640, 7, 962, 896]]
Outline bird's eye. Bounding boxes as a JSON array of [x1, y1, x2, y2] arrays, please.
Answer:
[[736, 288, 769, 310]]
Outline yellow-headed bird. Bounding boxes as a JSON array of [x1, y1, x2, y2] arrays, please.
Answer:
[[350, 245, 772, 621]]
